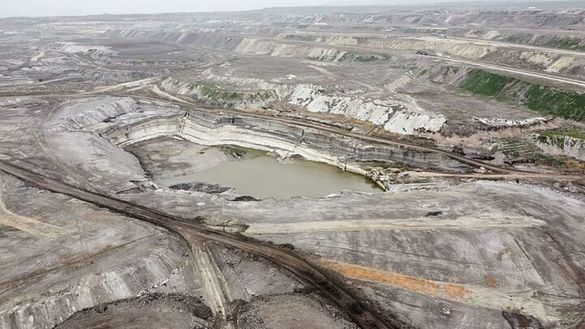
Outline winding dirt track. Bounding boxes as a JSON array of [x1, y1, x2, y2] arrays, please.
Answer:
[[0, 159, 408, 329]]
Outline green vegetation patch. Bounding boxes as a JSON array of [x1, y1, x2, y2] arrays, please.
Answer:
[[199, 84, 242, 101], [337, 53, 388, 62], [502, 35, 585, 51], [416, 68, 428, 77], [544, 37, 585, 51], [459, 69, 585, 122], [352, 54, 387, 62], [503, 34, 528, 45], [499, 139, 536, 159], [193, 84, 276, 108], [524, 85, 585, 121], [247, 90, 274, 101], [537, 134, 565, 148], [539, 129, 585, 141], [282, 34, 318, 42], [460, 69, 516, 96]]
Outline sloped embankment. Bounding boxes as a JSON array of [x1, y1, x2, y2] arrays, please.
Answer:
[[235, 37, 389, 63], [105, 29, 242, 50], [459, 69, 585, 122]]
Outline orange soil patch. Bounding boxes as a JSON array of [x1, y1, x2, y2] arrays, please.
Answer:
[[484, 274, 499, 288], [321, 259, 468, 300], [444, 285, 467, 299]]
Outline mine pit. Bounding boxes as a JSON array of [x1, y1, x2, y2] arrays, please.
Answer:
[[1, 4, 584, 329], [127, 137, 381, 199]]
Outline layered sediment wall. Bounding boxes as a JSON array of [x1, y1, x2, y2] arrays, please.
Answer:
[[103, 108, 471, 174], [161, 77, 447, 135], [105, 29, 242, 50], [235, 37, 389, 63]]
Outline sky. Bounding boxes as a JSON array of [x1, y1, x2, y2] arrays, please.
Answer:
[[0, 0, 563, 18], [2, 0, 337, 18]]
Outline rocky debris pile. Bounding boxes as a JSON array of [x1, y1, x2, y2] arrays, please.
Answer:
[[501, 311, 544, 329], [365, 167, 411, 189], [473, 116, 551, 129], [203, 218, 250, 233], [170, 182, 231, 194]]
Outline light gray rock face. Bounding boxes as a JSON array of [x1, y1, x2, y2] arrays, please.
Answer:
[[288, 83, 447, 134], [532, 134, 585, 161], [473, 117, 551, 129], [161, 77, 447, 135], [235, 37, 388, 63]]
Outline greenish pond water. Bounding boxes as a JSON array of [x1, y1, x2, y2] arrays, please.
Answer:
[[160, 147, 380, 199]]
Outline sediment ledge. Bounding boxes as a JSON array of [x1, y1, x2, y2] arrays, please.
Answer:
[[101, 107, 473, 176]]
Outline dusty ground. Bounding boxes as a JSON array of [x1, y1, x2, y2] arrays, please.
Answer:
[[55, 294, 213, 329], [236, 294, 358, 329], [0, 2, 584, 329]]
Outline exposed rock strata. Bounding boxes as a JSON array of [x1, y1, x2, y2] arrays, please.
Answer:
[[161, 77, 447, 135], [101, 104, 470, 174]]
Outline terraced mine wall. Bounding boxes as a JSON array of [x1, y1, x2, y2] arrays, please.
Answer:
[[280, 33, 493, 59], [102, 109, 472, 174], [462, 30, 585, 51], [235, 37, 390, 62], [278, 10, 585, 30], [105, 29, 242, 50], [160, 77, 280, 109], [277, 33, 585, 78]]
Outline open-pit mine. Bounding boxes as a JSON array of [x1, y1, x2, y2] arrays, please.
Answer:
[[1, 2, 585, 328]]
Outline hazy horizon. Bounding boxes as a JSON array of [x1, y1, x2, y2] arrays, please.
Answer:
[[1, 0, 575, 19]]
